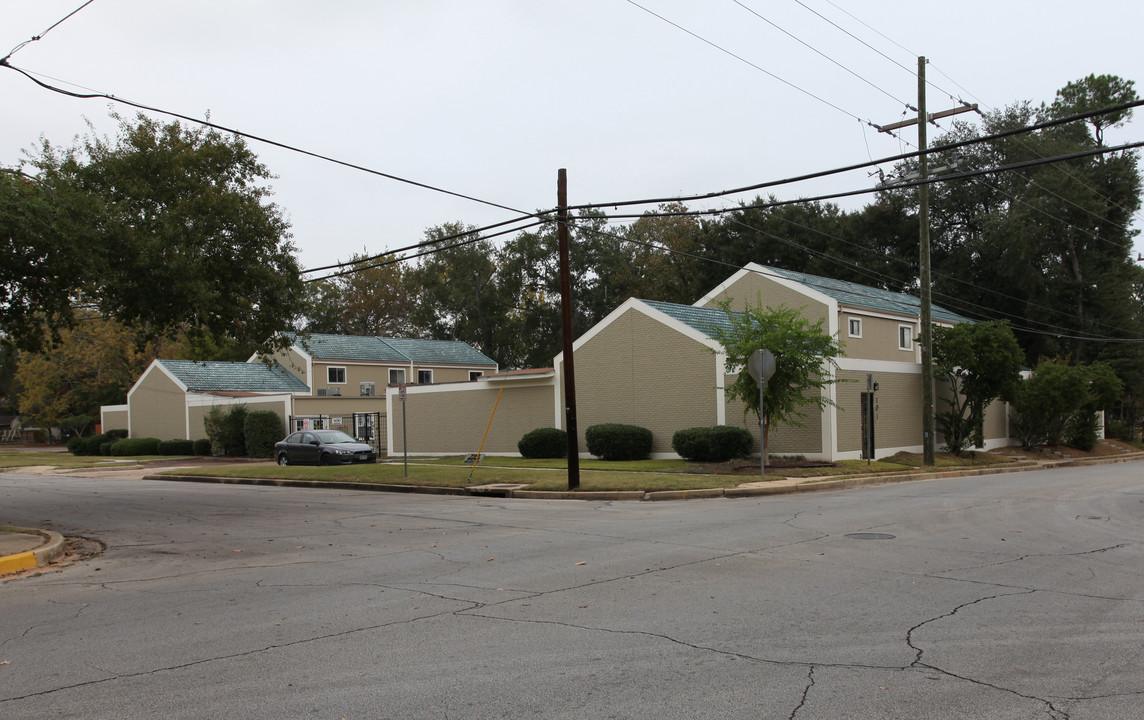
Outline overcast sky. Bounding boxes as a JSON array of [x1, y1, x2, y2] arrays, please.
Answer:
[[4, 1, 1142, 273]]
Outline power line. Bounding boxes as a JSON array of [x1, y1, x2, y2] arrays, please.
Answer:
[[0, 61, 532, 217], [1, 0, 97, 63], [730, 0, 912, 109], [303, 219, 548, 284], [803, 2, 1142, 233], [624, 0, 874, 125], [573, 139, 1144, 222], [728, 208, 1144, 340], [566, 99, 1144, 213], [302, 213, 547, 274], [576, 209, 1144, 344]]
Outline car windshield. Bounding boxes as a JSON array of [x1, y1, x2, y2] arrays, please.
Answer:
[[314, 430, 357, 444]]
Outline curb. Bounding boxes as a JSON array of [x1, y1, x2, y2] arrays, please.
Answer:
[[141, 450, 1144, 502], [0, 527, 67, 576]]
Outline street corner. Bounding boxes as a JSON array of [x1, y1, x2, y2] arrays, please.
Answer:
[[0, 526, 67, 576]]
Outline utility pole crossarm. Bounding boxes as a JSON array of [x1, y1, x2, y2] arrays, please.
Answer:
[[875, 103, 978, 134]]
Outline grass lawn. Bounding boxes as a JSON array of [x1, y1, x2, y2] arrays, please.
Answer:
[[162, 462, 564, 488], [0, 452, 155, 470], [409, 456, 698, 473], [5, 442, 1043, 494], [162, 461, 745, 492]]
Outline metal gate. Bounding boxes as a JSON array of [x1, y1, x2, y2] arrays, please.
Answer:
[[289, 412, 384, 454]]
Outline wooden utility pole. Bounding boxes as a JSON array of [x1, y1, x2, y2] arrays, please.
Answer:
[[917, 56, 935, 467], [557, 169, 580, 490], [877, 56, 976, 466]]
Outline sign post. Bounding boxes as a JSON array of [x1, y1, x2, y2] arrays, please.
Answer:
[[399, 384, 408, 478], [747, 349, 776, 479]]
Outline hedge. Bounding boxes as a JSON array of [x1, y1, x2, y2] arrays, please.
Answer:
[[193, 438, 212, 456], [584, 423, 653, 461], [518, 427, 568, 459], [66, 429, 128, 456], [110, 437, 161, 456], [671, 426, 753, 462], [204, 405, 248, 456], [157, 439, 195, 455], [244, 410, 283, 458]]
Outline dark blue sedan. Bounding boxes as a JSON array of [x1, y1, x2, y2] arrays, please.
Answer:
[[274, 430, 377, 466]]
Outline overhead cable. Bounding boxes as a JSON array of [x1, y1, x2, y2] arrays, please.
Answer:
[[1, 0, 97, 63], [0, 61, 532, 217]]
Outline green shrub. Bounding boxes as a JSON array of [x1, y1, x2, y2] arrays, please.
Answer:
[[105, 428, 129, 441], [110, 437, 161, 456], [193, 438, 212, 455], [99, 441, 114, 456], [518, 427, 568, 459], [244, 411, 283, 458], [68, 433, 112, 456], [585, 423, 653, 461], [204, 405, 248, 456], [672, 426, 753, 462], [1067, 412, 1101, 451], [65, 435, 87, 455], [157, 439, 195, 455]]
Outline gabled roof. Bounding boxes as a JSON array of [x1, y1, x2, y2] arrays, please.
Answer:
[[157, 360, 310, 393], [291, 333, 497, 366], [754, 265, 969, 324]]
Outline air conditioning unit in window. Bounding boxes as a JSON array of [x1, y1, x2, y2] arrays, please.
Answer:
[[317, 387, 341, 397], [360, 382, 376, 397]]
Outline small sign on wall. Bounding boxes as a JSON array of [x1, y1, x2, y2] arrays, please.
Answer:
[[332, 417, 343, 427]]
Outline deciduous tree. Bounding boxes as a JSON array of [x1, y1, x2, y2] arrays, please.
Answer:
[[932, 321, 1024, 454], [3, 113, 304, 355], [707, 300, 843, 443]]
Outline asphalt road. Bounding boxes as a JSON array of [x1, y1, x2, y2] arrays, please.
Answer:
[[1, 464, 1141, 719]]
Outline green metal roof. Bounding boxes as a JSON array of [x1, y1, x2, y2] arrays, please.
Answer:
[[292, 334, 408, 362], [757, 265, 969, 324], [380, 338, 498, 366], [158, 360, 309, 393], [292, 333, 497, 366], [641, 300, 735, 338]]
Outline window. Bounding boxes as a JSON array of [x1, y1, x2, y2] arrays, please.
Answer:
[[359, 382, 375, 397], [848, 318, 862, 338], [417, 369, 433, 384], [389, 368, 406, 385], [469, 371, 484, 382], [898, 325, 914, 351], [327, 366, 346, 384]]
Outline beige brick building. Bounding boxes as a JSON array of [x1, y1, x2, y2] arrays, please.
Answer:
[[393, 264, 1013, 460]]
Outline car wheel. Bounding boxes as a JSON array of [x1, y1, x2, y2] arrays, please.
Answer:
[[277, 453, 289, 466], [320, 453, 333, 465]]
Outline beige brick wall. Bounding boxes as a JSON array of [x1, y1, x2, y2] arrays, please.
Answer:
[[841, 314, 918, 363], [565, 308, 720, 456], [701, 273, 829, 326], [392, 384, 555, 455], [982, 398, 1008, 441], [837, 369, 923, 453], [313, 362, 492, 395], [724, 381, 824, 455], [100, 408, 128, 433], [129, 368, 189, 440]]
